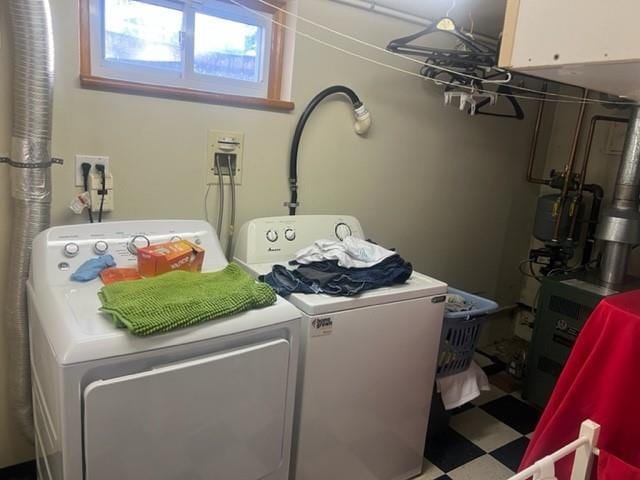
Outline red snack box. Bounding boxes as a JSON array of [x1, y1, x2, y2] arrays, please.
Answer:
[[137, 240, 205, 277]]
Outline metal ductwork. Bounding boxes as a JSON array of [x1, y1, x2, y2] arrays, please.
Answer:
[[5, 0, 55, 442], [596, 106, 640, 286]]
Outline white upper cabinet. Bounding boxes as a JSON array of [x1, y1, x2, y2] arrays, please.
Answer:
[[499, 0, 640, 100]]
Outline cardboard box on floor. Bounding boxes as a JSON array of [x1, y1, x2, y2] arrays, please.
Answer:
[[137, 240, 204, 277]]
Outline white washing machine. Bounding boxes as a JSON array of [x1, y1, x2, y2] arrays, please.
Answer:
[[234, 215, 447, 480], [27, 220, 300, 480]]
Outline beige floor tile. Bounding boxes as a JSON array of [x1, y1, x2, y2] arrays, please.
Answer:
[[471, 385, 507, 406], [447, 454, 514, 480], [414, 459, 445, 480]]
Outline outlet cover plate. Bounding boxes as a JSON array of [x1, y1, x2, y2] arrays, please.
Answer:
[[75, 155, 110, 187]]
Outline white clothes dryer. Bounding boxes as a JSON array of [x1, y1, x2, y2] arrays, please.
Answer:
[[28, 220, 300, 480]]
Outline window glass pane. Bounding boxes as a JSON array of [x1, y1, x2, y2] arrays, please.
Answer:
[[104, 0, 183, 70], [194, 12, 262, 82]]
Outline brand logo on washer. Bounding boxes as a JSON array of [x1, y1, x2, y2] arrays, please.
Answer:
[[312, 318, 332, 329], [267, 247, 281, 252], [311, 317, 333, 336]]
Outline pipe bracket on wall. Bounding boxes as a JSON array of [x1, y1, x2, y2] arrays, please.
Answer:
[[0, 157, 63, 168]]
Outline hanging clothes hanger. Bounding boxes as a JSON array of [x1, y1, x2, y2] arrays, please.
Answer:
[[387, 16, 497, 67], [473, 84, 525, 119], [438, 73, 524, 119], [387, 4, 525, 120]]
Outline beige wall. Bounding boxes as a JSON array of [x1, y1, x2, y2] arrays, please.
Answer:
[[0, 0, 539, 467]]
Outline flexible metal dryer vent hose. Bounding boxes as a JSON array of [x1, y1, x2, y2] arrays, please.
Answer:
[[6, 0, 55, 442]]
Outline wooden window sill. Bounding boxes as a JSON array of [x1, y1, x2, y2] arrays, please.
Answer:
[[80, 75, 295, 112]]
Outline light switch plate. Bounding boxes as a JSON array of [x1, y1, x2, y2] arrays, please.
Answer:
[[75, 155, 110, 187], [206, 130, 243, 185]]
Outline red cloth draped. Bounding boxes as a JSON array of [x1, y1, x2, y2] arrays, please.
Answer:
[[520, 290, 640, 479], [598, 450, 640, 480]]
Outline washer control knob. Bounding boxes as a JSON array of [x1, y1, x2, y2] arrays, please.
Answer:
[[127, 235, 150, 255], [94, 240, 109, 255], [63, 242, 80, 258], [335, 222, 352, 240], [266, 230, 278, 243], [284, 228, 296, 241]]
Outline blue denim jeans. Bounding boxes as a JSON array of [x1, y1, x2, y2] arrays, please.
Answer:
[[260, 255, 412, 297]]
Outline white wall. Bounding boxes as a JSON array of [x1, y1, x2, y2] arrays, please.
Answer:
[[0, 0, 538, 466]]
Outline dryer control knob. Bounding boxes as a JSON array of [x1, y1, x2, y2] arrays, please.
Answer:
[[284, 228, 296, 241], [266, 230, 278, 243], [63, 242, 80, 258], [94, 240, 109, 255], [335, 222, 352, 240], [127, 235, 150, 255]]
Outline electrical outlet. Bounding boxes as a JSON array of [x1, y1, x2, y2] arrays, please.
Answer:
[[75, 155, 110, 187], [206, 130, 243, 185], [89, 171, 114, 213]]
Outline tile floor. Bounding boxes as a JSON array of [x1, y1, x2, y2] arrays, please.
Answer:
[[420, 381, 541, 480]]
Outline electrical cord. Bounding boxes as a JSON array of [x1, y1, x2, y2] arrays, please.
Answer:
[[215, 155, 225, 240], [226, 158, 237, 261], [96, 164, 106, 223], [518, 259, 541, 282], [81, 162, 94, 223], [204, 184, 212, 223], [228, 0, 634, 106]]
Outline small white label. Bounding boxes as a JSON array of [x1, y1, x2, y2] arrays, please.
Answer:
[[310, 317, 333, 337]]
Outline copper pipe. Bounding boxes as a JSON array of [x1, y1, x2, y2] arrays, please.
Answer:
[[551, 89, 589, 242], [526, 91, 550, 185], [567, 115, 628, 240]]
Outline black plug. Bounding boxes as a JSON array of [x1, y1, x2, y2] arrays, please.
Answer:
[[80, 162, 93, 223], [95, 164, 106, 223], [81, 162, 92, 190]]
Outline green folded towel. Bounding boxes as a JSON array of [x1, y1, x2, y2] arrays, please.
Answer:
[[98, 263, 276, 336]]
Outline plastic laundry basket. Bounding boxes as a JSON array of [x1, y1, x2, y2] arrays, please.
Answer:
[[436, 288, 498, 378]]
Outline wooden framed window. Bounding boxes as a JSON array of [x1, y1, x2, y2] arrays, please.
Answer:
[[79, 0, 294, 110]]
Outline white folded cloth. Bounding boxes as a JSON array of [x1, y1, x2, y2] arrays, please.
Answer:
[[295, 237, 396, 269], [436, 361, 490, 410]]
